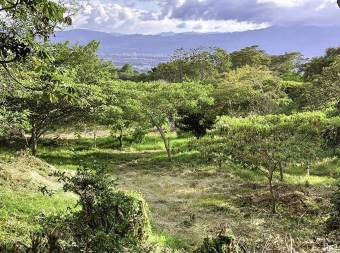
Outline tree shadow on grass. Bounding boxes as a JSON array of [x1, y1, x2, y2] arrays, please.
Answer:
[[38, 150, 150, 170]]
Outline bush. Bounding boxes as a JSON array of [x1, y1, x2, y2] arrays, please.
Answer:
[[2, 167, 151, 253], [132, 127, 149, 143], [53, 167, 151, 252]]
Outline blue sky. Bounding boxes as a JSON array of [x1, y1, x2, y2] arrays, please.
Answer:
[[71, 0, 340, 34]]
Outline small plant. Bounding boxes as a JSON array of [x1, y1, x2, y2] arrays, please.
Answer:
[[132, 127, 149, 144], [194, 224, 236, 253]]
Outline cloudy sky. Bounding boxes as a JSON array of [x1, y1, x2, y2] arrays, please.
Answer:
[[71, 0, 340, 34]]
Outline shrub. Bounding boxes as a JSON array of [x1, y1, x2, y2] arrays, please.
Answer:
[[51, 167, 151, 252], [132, 127, 149, 144], [1, 167, 151, 253]]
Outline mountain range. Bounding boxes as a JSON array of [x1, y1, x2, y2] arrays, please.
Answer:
[[52, 26, 340, 71]]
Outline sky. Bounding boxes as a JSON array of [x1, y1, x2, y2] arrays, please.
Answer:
[[70, 0, 340, 34]]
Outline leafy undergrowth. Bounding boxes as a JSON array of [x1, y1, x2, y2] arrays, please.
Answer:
[[0, 134, 339, 252]]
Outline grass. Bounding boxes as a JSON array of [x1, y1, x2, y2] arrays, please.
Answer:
[[0, 132, 339, 252], [149, 229, 188, 251], [0, 190, 76, 244], [0, 152, 77, 245]]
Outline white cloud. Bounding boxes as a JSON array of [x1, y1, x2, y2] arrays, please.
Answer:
[[70, 0, 340, 34], [316, 0, 337, 10], [125, 19, 269, 34], [71, 1, 269, 34], [257, 0, 307, 8]]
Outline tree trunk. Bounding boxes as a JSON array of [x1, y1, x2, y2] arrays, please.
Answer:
[[268, 170, 276, 214], [118, 128, 123, 148], [93, 128, 97, 149], [156, 125, 172, 162], [279, 162, 284, 182], [22, 130, 29, 148], [30, 126, 38, 156], [306, 164, 310, 177], [149, 115, 173, 162], [165, 137, 172, 162]]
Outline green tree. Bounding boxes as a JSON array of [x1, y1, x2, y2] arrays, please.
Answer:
[[0, 0, 70, 65], [0, 1, 72, 137], [230, 45, 270, 69], [269, 52, 303, 79], [305, 56, 340, 110], [52, 41, 118, 148], [303, 47, 340, 81], [213, 66, 288, 117], [2, 42, 110, 155], [147, 47, 231, 83], [98, 81, 147, 148], [54, 41, 118, 84], [176, 106, 215, 139], [139, 82, 213, 161], [198, 112, 339, 213], [118, 64, 139, 81], [115, 81, 213, 161]]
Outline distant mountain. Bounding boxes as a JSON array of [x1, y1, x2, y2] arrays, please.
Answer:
[[52, 26, 340, 70]]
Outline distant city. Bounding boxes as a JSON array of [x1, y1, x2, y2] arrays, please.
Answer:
[[100, 53, 169, 72]]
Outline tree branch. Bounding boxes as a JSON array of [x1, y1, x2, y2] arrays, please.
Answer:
[[0, 0, 20, 12]]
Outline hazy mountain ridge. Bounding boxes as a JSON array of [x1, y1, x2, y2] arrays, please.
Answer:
[[52, 26, 340, 70]]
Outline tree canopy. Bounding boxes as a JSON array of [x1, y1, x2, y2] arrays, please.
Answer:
[[0, 0, 71, 65], [213, 66, 288, 117]]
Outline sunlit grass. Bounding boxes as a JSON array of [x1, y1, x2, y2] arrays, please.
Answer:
[[285, 174, 337, 185], [129, 133, 191, 152], [149, 229, 188, 250], [0, 190, 76, 244]]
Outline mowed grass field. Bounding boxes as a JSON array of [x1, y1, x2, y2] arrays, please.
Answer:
[[0, 132, 339, 251]]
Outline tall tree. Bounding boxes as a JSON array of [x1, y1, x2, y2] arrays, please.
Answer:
[[307, 56, 340, 109], [269, 52, 303, 79]]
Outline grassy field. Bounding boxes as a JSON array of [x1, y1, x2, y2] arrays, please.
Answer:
[[0, 132, 339, 251]]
